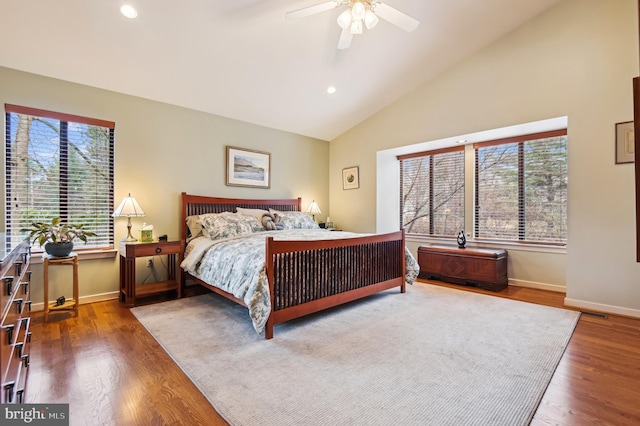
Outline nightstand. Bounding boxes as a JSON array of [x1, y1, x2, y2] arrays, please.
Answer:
[[119, 240, 183, 306]]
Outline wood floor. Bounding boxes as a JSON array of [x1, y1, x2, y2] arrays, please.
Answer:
[[26, 281, 640, 426]]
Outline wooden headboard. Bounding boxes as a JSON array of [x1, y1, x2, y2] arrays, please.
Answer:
[[180, 192, 302, 242]]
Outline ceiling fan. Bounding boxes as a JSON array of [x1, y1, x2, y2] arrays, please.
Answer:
[[286, 1, 419, 50]]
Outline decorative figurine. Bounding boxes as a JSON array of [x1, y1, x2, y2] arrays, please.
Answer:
[[457, 231, 466, 249]]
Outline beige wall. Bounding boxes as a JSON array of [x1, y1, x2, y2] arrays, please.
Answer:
[[1, 66, 328, 306], [330, 0, 640, 316]]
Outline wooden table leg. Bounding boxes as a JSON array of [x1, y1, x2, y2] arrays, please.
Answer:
[[73, 256, 79, 316], [43, 257, 49, 322]]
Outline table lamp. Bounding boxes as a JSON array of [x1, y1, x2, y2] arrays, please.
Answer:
[[112, 193, 145, 242], [306, 200, 322, 222]]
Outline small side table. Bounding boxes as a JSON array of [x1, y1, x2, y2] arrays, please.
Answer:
[[43, 253, 79, 321], [119, 240, 183, 307]]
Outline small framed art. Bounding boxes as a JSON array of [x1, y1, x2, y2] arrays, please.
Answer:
[[615, 121, 635, 164], [342, 166, 359, 190], [226, 146, 271, 188]]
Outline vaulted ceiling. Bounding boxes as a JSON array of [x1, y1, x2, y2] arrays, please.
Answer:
[[0, 0, 563, 141]]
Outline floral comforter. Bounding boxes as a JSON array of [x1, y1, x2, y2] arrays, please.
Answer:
[[181, 229, 419, 334]]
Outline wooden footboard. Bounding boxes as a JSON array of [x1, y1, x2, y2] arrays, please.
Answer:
[[180, 193, 407, 339], [264, 230, 406, 339]]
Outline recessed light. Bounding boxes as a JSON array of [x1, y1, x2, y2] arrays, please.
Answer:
[[120, 5, 138, 19], [327, 86, 337, 95], [456, 139, 468, 144]]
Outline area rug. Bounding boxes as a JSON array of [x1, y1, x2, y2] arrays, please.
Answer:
[[131, 283, 580, 426]]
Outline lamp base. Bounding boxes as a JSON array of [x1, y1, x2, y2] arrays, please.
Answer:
[[121, 219, 138, 242]]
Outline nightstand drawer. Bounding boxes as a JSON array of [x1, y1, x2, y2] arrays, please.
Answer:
[[121, 241, 181, 257]]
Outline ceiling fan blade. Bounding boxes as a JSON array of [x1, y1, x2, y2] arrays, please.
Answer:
[[374, 2, 419, 32], [286, 1, 339, 20], [337, 27, 353, 50]]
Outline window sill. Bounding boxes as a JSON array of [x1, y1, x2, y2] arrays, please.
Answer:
[[29, 248, 118, 264], [405, 235, 566, 255]]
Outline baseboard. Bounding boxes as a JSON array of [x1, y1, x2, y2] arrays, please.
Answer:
[[508, 279, 566, 293], [31, 291, 120, 312], [564, 297, 640, 319]]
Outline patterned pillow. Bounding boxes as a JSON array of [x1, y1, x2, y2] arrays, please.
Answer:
[[199, 212, 263, 240], [269, 209, 319, 230]]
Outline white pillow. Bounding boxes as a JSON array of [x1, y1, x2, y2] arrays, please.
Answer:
[[269, 209, 319, 230], [236, 207, 270, 221]]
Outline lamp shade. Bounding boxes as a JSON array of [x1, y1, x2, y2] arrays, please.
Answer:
[[112, 193, 145, 218], [337, 9, 352, 29], [364, 10, 379, 29], [306, 200, 322, 215]]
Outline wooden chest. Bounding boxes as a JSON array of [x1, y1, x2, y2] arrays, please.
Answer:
[[417, 245, 508, 291]]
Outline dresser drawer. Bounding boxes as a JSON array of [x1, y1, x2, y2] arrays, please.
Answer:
[[0, 238, 31, 404]]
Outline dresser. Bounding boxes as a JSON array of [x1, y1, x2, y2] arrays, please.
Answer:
[[0, 236, 31, 403], [418, 245, 508, 291]]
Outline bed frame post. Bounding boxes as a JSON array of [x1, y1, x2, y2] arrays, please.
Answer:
[[265, 236, 275, 340], [179, 192, 188, 292], [401, 229, 407, 293]]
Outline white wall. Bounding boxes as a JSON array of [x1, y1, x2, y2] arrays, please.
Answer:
[[329, 0, 640, 316], [1, 66, 329, 306]]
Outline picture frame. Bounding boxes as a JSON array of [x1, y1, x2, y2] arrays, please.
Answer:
[[615, 121, 635, 164], [342, 166, 359, 190], [226, 146, 271, 188]]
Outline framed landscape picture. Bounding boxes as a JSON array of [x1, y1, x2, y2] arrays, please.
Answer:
[[615, 121, 635, 164], [226, 146, 271, 188], [342, 166, 359, 190]]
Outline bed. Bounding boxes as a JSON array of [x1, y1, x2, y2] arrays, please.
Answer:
[[179, 192, 419, 339]]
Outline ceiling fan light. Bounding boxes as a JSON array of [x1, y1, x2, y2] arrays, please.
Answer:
[[350, 19, 363, 35], [364, 10, 378, 29], [337, 9, 352, 29], [351, 2, 366, 21]]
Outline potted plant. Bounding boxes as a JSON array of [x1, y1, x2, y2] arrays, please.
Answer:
[[21, 217, 96, 257]]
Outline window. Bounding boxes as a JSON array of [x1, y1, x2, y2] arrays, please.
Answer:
[[5, 104, 115, 251], [399, 147, 465, 236], [474, 130, 567, 244]]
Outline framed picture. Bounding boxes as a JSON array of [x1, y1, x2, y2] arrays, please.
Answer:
[[342, 166, 359, 190], [615, 121, 635, 164], [226, 146, 271, 188]]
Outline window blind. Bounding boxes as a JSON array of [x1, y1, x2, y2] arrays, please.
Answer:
[[5, 104, 115, 251], [474, 130, 567, 244], [399, 146, 464, 236]]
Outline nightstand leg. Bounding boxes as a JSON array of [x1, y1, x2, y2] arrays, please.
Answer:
[[73, 256, 79, 316], [43, 258, 49, 322]]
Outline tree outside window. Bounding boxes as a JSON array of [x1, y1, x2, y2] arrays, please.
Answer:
[[400, 147, 465, 236], [474, 131, 567, 244]]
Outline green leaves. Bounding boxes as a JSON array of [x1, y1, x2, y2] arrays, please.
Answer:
[[20, 217, 97, 247]]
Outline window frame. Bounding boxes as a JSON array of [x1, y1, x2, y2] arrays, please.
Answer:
[[5, 104, 115, 253], [473, 129, 568, 246]]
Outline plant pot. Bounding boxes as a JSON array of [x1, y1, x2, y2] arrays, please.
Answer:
[[44, 242, 74, 258]]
